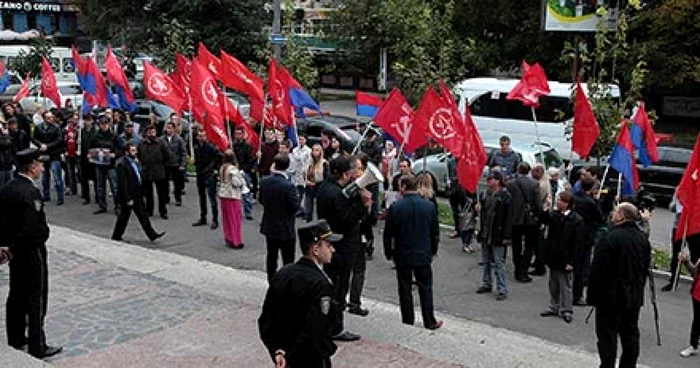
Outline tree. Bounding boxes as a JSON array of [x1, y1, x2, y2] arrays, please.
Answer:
[[74, 0, 267, 66], [12, 37, 54, 78]]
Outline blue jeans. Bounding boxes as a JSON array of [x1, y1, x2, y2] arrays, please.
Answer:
[[0, 169, 12, 187], [197, 175, 218, 221], [304, 185, 318, 222], [95, 165, 118, 210], [242, 172, 252, 218], [42, 160, 64, 203], [482, 244, 507, 295]]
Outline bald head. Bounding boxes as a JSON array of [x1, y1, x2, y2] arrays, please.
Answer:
[[613, 202, 639, 225]]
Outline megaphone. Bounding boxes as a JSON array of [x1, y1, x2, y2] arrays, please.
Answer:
[[342, 162, 384, 198]]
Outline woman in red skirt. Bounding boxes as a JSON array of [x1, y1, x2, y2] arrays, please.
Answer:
[[218, 150, 245, 248]]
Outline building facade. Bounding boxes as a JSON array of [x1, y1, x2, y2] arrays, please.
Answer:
[[0, 0, 79, 41]]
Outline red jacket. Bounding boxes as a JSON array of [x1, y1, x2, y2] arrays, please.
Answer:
[[64, 124, 78, 158]]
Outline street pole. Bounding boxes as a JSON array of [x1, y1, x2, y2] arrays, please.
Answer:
[[272, 0, 282, 60]]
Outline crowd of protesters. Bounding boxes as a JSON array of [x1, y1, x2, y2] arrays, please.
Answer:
[[4, 100, 700, 365]]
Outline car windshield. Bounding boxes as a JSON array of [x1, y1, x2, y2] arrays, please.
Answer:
[[535, 149, 563, 168]]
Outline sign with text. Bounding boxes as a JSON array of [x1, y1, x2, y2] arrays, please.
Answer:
[[0, 1, 79, 13], [542, 0, 618, 32]]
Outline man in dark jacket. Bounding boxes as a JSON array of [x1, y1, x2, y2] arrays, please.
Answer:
[[587, 202, 651, 368], [540, 191, 585, 323], [316, 155, 372, 342], [78, 114, 97, 205], [7, 118, 30, 152], [259, 127, 279, 177], [506, 162, 542, 282], [487, 135, 521, 176], [259, 220, 339, 368], [163, 122, 187, 207], [572, 177, 605, 305], [192, 129, 222, 229], [111, 143, 165, 242], [138, 125, 171, 219], [259, 154, 300, 282], [91, 118, 120, 214], [0, 124, 14, 187], [0, 148, 62, 359], [477, 169, 513, 300], [32, 111, 65, 205], [233, 126, 255, 219], [2, 103, 31, 137], [384, 175, 442, 329]]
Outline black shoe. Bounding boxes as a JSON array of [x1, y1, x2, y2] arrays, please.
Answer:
[[540, 310, 559, 317], [476, 285, 492, 294], [192, 219, 207, 226], [111, 236, 123, 241], [573, 299, 587, 306], [56, 201, 64, 206], [175, 201, 182, 207], [210, 221, 218, 230], [516, 276, 533, 283], [93, 208, 107, 214], [348, 307, 369, 317], [661, 283, 673, 292], [562, 314, 573, 323], [82, 200, 91, 205], [425, 320, 444, 330], [31, 345, 62, 359], [529, 269, 546, 276], [150, 232, 166, 242], [496, 293, 508, 301], [332, 331, 361, 342], [245, 216, 254, 221], [160, 214, 168, 220]]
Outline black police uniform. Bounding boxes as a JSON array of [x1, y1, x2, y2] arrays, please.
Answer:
[[258, 220, 339, 368], [0, 149, 57, 357]]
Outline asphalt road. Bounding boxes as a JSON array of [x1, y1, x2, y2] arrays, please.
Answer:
[[45, 183, 695, 368]]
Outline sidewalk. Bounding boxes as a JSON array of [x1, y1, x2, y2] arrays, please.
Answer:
[[0, 225, 639, 367]]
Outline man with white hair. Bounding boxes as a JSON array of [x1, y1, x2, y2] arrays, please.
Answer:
[[548, 167, 565, 210]]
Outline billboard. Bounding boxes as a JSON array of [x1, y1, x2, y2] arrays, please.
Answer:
[[542, 0, 619, 32]]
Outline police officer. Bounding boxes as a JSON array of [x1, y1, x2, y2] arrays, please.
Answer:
[[0, 148, 63, 359], [258, 220, 340, 368]]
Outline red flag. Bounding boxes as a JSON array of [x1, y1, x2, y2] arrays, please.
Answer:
[[572, 81, 600, 159], [191, 60, 229, 151], [675, 133, 700, 241], [506, 61, 550, 108], [13, 72, 31, 103], [142, 61, 186, 113], [249, 97, 264, 122], [268, 58, 293, 125], [196, 42, 221, 79], [413, 86, 462, 156], [220, 50, 264, 103], [373, 88, 426, 152], [70, 46, 87, 74], [41, 57, 61, 108], [104, 47, 134, 101]]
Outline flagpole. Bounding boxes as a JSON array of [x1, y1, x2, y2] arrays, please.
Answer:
[[673, 215, 690, 291], [352, 122, 373, 155], [257, 94, 268, 166], [222, 86, 233, 150], [615, 172, 622, 205], [596, 164, 611, 200], [531, 107, 546, 171]]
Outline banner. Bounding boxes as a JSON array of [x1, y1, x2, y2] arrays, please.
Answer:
[[542, 0, 619, 32]]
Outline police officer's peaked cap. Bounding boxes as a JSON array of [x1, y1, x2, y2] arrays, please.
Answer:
[[298, 220, 342, 245], [16, 148, 39, 166]]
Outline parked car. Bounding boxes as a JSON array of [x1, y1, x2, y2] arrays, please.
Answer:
[[301, 115, 363, 131], [132, 99, 190, 135], [297, 117, 366, 152], [225, 90, 250, 118], [412, 142, 565, 195], [18, 82, 84, 114]]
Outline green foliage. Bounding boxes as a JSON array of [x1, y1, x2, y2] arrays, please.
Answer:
[[157, 17, 195, 71], [12, 37, 54, 78], [74, 0, 267, 65]]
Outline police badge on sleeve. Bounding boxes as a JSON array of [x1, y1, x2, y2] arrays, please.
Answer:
[[320, 296, 331, 315], [34, 200, 43, 212]]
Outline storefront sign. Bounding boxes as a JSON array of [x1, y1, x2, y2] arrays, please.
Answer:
[[542, 0, 618, 32], [0, 1, 77, 13]]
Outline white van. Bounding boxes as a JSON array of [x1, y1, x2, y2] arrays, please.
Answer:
[[0, 45, 77, 82], [455, 77, 620, 160]]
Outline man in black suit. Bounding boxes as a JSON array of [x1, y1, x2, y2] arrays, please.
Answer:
[[572, 177, 604, 305], [111, 143, 165, 242], [384, 175, 443, 330], [259, 154, 300, 282], [506, 162, 542, 282]]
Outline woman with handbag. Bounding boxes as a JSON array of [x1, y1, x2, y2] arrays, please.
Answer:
[[457, 193, 478, 254], [218, 150, 245, 249]]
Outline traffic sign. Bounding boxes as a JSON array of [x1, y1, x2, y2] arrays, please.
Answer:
[[268, 33, 287, 45]]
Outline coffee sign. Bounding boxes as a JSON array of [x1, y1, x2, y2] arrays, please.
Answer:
[[0, 1, 77, 13]]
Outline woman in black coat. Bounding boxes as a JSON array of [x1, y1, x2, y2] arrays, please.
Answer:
[[540, 191, 585, 323]]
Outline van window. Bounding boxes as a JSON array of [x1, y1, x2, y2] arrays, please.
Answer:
[[535, 149, 563, 168], [470, 93, 573, 123]]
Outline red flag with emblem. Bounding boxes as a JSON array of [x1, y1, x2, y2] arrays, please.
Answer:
[[13, 72, 31, 103], [572, 81, 600, 160], [249, 96, 264, 122], [506, 60, 550, 108], [413, 86, 462, 156], [268, 58, 293, 125], [220, 50, 264, 103], [196, 42, 221, 79], [41, 57, 61, 108], [675, 133, 700, 241], [191, 60, 228, 151], [373, 88, 425, 152], [143, 61, 185, 112]]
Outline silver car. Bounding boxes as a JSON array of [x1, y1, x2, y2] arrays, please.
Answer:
[[411, 142, 565, 195]]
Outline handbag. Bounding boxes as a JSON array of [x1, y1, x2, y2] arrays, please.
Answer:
[[514, 178, 539, 226], [456, 199, 476, 231]]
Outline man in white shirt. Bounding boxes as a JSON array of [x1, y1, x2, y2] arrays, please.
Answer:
[[289, 134, 311, 217]]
